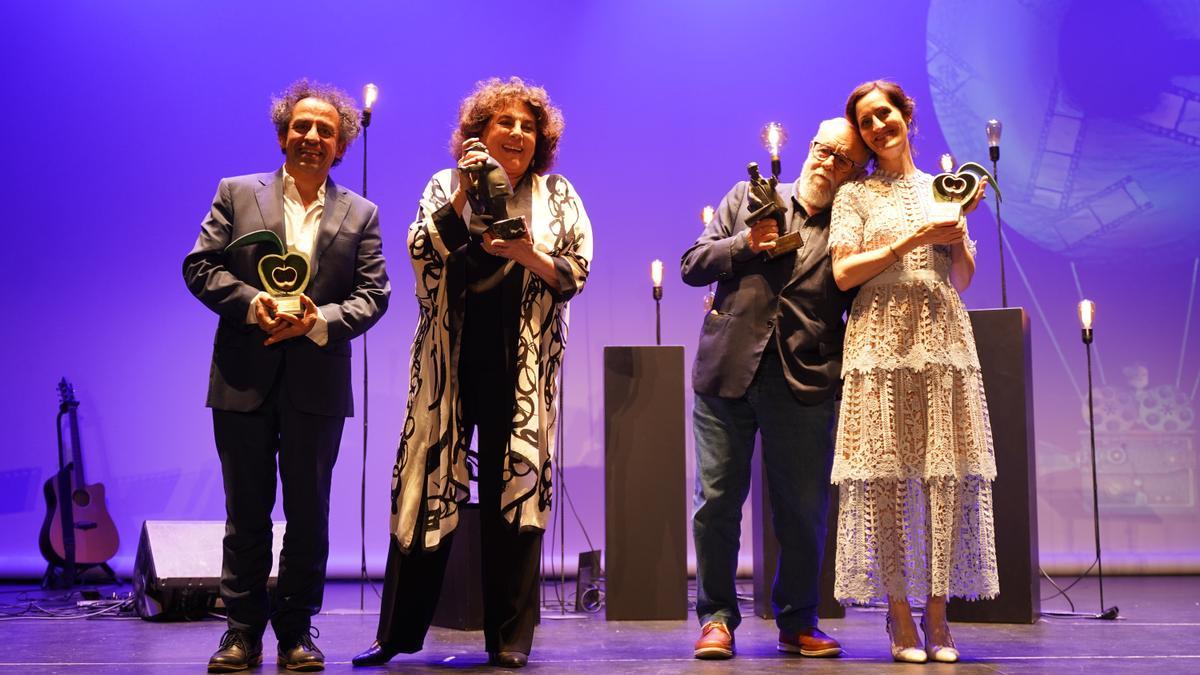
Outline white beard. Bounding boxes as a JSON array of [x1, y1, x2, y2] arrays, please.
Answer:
[[799, 172, 834, 209]]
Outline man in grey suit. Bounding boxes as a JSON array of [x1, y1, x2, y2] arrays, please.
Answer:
[[184, 79, 389, 672], [681, 118, 867, 660]]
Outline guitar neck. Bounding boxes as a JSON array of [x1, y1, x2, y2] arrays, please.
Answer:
[[65, 402, 85, 485]]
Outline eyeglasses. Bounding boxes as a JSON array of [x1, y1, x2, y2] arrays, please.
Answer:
[[810, 141, 863, 172]]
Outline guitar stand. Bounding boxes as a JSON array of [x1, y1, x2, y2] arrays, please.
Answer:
[[42, 561, 118, 590]]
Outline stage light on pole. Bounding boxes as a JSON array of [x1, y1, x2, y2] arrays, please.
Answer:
[[1078, 297, 1118, 619], [357, 81, 379, 612], [651, 259, 664, 346], [985, 118, 1007, 307]]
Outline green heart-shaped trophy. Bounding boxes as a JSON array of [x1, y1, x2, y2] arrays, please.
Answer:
[[930, 160, 1002, 223], [225, 230, 310, 315]]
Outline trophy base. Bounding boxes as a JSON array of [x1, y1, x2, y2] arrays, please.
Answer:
[[489, 216, 528, 240], [929, 201, 963, 224], [274, 295, 302, 316], [766, 231, 803, 259]]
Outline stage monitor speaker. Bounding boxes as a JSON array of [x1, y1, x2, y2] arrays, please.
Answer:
[[575, 550, 602, 613], [133, 520, 284, 621]]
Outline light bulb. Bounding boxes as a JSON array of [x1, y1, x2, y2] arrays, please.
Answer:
[[363, 83, 379, 113], [701, 205, 715, 226], [985, 119, 1002, 148], [1078, 299, 1095, 330], [762, 122, 785, 159], [940, 153, 955, 172], [651, 260, 663, 288]]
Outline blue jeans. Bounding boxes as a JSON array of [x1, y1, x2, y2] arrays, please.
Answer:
[[692, 351, 835, 632]]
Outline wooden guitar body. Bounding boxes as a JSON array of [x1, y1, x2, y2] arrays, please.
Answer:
[[40, 463, 120, 566], [39, 379, 120, 572]]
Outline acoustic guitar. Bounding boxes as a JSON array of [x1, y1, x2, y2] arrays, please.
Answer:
[[39, 378, 119, 568]]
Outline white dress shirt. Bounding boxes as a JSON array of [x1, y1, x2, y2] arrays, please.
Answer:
[[246, 167, 329, 345]]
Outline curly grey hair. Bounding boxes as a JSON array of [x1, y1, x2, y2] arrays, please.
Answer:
[[451, 76, 565, 176], [270, 78, 361, 166]]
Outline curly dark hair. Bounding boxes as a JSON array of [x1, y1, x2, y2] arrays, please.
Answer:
[[450, 76, 565, 176], [270, 78, 361, 167]]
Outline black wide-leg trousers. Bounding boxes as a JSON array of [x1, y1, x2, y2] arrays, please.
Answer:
[[376, 367, 542, 656], [213, 375, 344, 642]]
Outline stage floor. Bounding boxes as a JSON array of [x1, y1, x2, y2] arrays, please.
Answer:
[[0, 575, 1196, 673]]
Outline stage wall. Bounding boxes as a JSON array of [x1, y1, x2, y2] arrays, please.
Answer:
[[3, 0, 1198, 579]]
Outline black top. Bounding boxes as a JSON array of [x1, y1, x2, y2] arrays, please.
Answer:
[[432, 177, 534, 380]]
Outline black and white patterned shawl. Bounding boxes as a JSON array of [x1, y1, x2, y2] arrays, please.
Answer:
[[390, 169, 592, 551]]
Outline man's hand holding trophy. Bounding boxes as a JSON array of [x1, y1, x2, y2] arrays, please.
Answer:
[[745, 123, 803, 259]]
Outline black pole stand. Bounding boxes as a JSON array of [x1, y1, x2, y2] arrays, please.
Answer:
[[991, 148, 1007, 308], [358, 107, 372, 611], [1083, 327, 1119, 620], [653, 287, 663, 346]]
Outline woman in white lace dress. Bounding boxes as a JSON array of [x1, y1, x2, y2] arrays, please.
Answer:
[[829, 80, 998, 664]]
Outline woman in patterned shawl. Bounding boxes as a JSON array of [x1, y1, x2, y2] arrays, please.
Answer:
[[828, 80, 997, 664], [354, 77, 592, 669]]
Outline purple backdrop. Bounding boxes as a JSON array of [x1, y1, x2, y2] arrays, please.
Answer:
[[3, 0, 1197, 579]]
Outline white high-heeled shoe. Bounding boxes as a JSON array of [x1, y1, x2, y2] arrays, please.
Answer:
[[886, 614, 928, 663], [920, 614, 960, 663]]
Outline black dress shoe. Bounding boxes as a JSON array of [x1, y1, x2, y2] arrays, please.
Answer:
[[488, 651, 528, 668], [207, 629, 263, 672], [278, 629, 325, 671], [351, 640, 401, 666]]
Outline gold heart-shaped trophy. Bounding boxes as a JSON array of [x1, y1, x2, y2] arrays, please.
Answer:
[[225, 230, 311, 315], [930, 161, 1002, 223]]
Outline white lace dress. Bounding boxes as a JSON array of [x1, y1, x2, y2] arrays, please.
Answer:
[[828, 169, 999, 604]]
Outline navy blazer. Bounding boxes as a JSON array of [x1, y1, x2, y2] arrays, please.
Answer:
[[681, 180, 854, 404], [183, 170, 390, 416]]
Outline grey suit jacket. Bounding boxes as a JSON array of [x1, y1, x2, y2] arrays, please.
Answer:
[[680, 180, 854, 403], [183, 170, 390, 416]]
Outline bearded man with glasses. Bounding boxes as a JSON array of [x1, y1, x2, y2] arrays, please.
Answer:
[[680, 117, 868, 660]]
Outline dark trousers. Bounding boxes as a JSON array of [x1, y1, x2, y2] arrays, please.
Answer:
[[693, 351, 836, 632], [376, 366, 541, 656], [213, 375, 344, 642]]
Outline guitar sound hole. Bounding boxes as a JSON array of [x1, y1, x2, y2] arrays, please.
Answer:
[[72, 490, 91, 508]]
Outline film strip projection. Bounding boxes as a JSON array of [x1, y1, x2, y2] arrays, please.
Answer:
[[926, 0, 1199, 536]]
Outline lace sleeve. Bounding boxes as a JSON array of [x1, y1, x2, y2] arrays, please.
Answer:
[[829, 181, 865, 260], [962, 215, 978, 258]]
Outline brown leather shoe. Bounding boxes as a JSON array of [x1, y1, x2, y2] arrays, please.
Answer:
[[778, 626, 843, 657], [693, 621, 734, 659]]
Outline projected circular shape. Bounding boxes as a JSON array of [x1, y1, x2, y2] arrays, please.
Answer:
[[1140, 384, 1194, 432], [1089, 386, 1136, 432], [926, 0, 1200, 261]]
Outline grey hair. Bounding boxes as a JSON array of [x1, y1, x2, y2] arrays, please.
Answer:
[[270, 78, 361, 166]]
